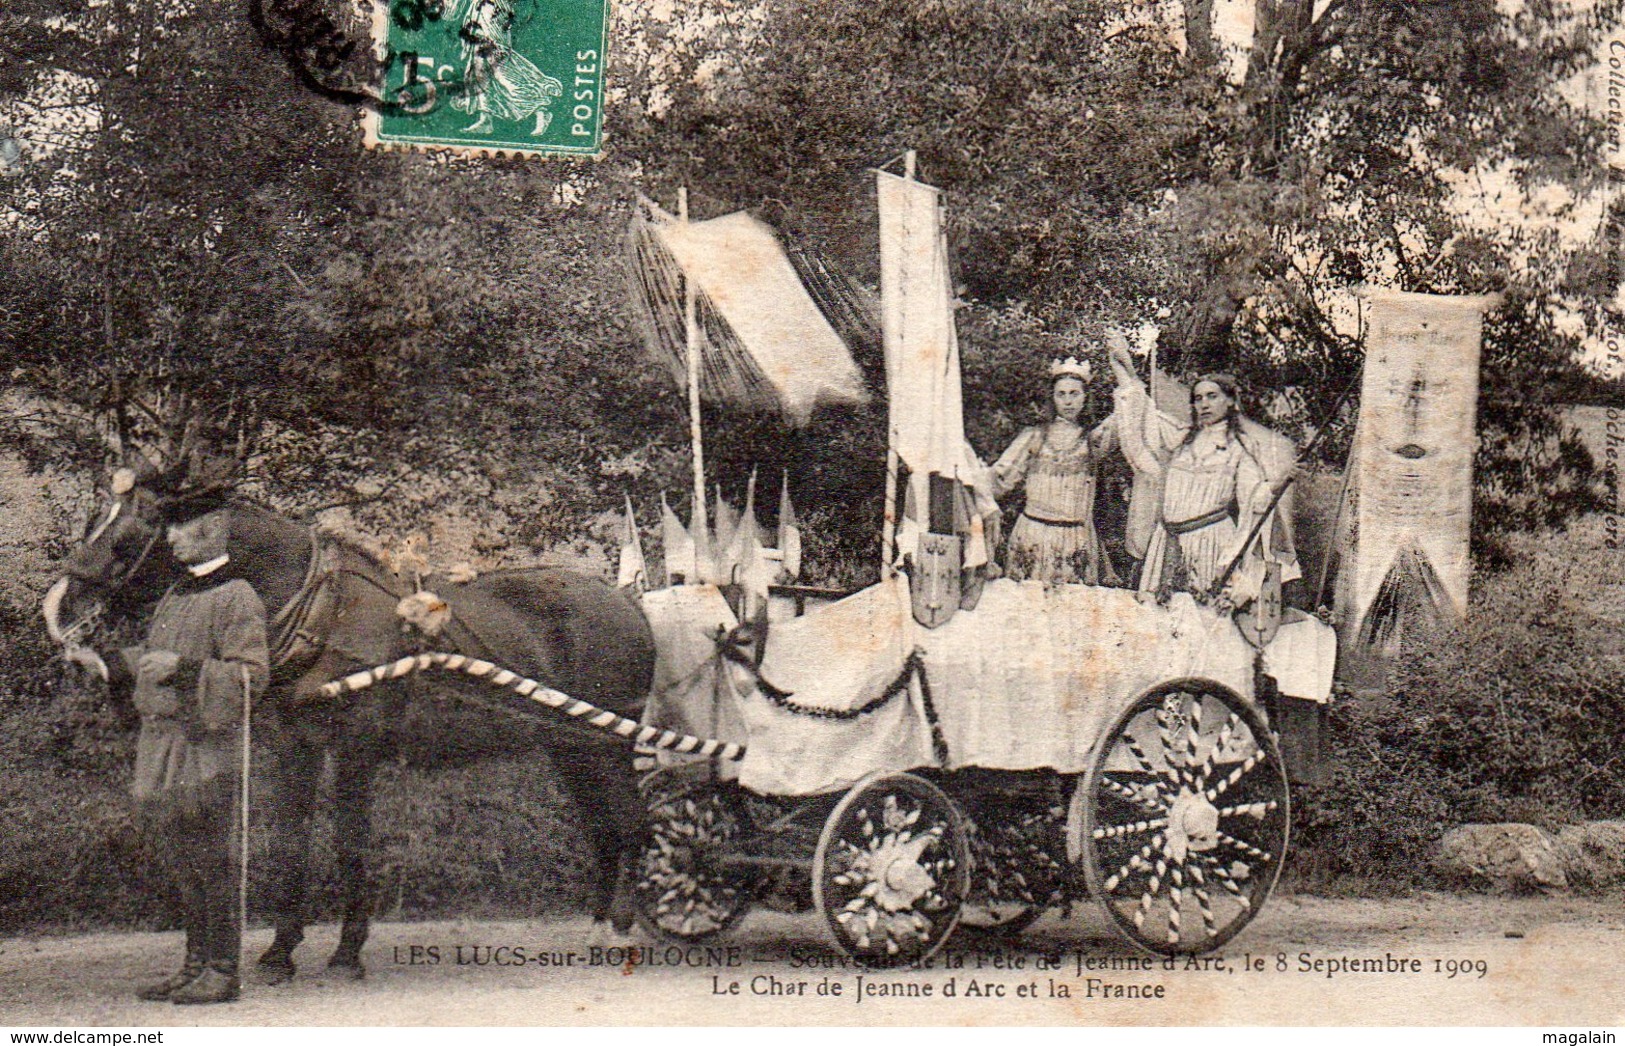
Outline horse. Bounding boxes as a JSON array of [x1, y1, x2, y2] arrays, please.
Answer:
[[43, 478, 655, 983]]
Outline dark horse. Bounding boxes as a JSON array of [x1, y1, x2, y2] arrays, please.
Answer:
[[44, 477, 655, 982]]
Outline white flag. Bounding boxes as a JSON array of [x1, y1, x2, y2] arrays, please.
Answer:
[[616, 495, 646, 590], [660, 492, 694, 586], [777, 471, 802, 582]]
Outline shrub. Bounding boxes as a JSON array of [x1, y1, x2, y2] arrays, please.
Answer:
[[1291, 515, 1625, 888]]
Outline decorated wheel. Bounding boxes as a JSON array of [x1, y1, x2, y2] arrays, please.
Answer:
[[811, 772, 972, 968], [1080, 679, 1289, 955], [633, 778, 755, 944], [959, 801, 1066, 937]]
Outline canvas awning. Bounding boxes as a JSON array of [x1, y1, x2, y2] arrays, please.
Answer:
[[634, 210, 868, 424]]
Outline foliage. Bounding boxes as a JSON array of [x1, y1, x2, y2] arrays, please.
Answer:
[[1291, 516, 1625, 888]]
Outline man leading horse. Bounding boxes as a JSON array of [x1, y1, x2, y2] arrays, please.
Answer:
[[66, 491, 267, 1005]]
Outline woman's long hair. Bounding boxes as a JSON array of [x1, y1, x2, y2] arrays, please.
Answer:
[[1180, 373, 1244, 448]]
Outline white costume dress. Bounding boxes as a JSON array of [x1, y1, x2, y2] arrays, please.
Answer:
[[1114, 381, 1299, 602], [992, 417, 1119, 585]]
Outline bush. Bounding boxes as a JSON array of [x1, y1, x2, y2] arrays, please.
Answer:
[[1291, 515, 1625, 889]]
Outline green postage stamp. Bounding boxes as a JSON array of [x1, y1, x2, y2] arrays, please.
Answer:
[[364, 0, 608, 157]]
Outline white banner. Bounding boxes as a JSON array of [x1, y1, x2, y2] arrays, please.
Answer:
[[1344, 289, 1500, 633], [876, 169, 975, 486]]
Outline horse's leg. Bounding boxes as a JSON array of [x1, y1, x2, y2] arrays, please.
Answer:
[[326, 749, 376, 978], [257, 730, 321, 985], [548, 739, 646, 932]]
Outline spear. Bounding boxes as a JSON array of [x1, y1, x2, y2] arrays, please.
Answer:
[[1207, 361, 1365, 602]]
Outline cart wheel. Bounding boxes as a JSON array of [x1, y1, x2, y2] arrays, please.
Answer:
[[1081, 679, 1289, 955], [634, 779, 755, 944], [960, 805, 1064, 937], [812, 772, 972, 968]]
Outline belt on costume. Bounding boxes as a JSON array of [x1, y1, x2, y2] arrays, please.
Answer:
[[1020, 511, 1089, 527], [1164, 505, 1232, 536]]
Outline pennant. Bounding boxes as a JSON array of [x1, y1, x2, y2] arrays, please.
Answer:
[[723, 469, 763, 583], [616, 495, 646, 590], [660, 492, 694, 586], [711, 484, 740, 580], [730, 472, 774, 617], [777, 471, 802, 582]]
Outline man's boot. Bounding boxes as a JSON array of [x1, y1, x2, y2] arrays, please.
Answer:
[[170, 964, 240, 1005], [135, 953, 205, 1002]]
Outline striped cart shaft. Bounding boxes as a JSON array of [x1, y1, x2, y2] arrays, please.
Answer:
[[319, 652, 746, 761]]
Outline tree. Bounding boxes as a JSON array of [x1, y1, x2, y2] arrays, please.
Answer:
[[639, 0, 1622, 551]]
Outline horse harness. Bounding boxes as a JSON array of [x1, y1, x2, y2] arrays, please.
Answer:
[[267, 534, 505, 692]]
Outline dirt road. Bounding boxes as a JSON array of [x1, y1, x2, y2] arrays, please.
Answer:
[[3, 893, 1623, 1026]]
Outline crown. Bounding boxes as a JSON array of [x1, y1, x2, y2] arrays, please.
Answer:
[[1050, 357, 1093, 382]]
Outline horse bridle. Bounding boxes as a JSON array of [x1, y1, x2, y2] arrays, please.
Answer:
[[75, 496, 167, 605]]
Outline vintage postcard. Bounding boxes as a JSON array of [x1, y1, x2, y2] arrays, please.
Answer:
[[2, 0, 1624, 1032]]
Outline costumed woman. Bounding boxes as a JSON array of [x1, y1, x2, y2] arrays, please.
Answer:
[[1107, 338, 1300, 605], [991, 357, 1120, 585]]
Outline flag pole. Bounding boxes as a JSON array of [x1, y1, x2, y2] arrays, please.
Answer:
[[880, 151, 916, 578], [1208, 361, 1366, 601], [680, 186, 706, 532]]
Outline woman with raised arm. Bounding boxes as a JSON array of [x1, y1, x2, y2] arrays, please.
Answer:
[[991, 357, 1119, 586], [1108, 338, 1299, 606]]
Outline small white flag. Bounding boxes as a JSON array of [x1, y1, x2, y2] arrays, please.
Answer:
[[777, 471, 802, 582], [616, 495, 646, 590], [723, 469, 762, 583], [660, 492, 694, 586]]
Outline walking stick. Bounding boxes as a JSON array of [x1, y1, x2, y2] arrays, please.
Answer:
[[239, 664, 252, 970]]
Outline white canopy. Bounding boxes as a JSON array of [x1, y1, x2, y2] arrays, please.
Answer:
[[647, 211, 868, 424]]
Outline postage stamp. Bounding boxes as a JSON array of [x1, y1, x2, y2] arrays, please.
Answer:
[[363, 0, 608, 156], [3, 0, 1625, 1037]]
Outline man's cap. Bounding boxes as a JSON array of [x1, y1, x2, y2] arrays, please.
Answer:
[[161, 489, 231, 526]]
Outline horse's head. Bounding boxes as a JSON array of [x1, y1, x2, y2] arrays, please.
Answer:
[[43, 463, 224, 673]]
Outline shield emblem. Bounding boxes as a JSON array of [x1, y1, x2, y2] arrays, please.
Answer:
[[1236, 560, 1283, 648], [911, 532, 962, 628]]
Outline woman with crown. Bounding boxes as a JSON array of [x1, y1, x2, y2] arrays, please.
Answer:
[[990, 357, 1120, 585]]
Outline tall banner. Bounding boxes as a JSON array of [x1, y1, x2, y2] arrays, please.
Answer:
[[1340, 290, 1500, 651], [876, 170, 974, 488], [877, 169, 989, 626]]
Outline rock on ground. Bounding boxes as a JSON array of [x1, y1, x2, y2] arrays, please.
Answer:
[[1435, 820, 1625, 893], [1434, 823, 1569, 892]]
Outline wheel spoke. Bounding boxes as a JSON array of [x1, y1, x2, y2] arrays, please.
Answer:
[[1184, 694, 1203, 770], [1122, 730, 1179, 790], [1155, 701, 1179, 783], [1098, 774, 1165, 813], [1167, 865, 1185, 947], [1091, 816, 1167, 841], [1187, 862, 1218, 940], [1216, 800, 1279, 819], [1216, 830, 1272, 863], [1204, 748, 1267, 802]]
